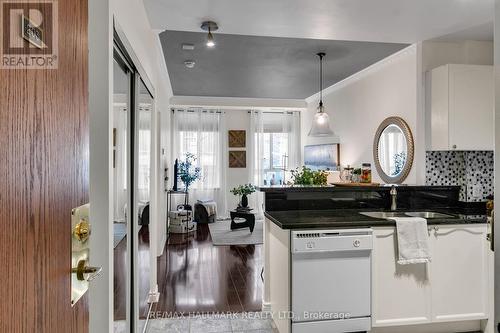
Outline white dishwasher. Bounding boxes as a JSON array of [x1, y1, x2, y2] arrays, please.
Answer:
[[291, 228, 373, 333]]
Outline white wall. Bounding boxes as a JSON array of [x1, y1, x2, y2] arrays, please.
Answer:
[[302, 45, 423, 184], [225, 110, 251, 209], [422, 40, 493, 72], [89, 0, 113, 332]]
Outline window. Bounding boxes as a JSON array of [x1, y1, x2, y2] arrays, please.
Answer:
[[178, 130, 220, 188], [251, 111, 301, 187], [261, 132, 289, 185], [173, 109, 222, 190]]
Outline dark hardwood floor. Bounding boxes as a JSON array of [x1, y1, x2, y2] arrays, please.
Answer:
[[114, 225, 151, 320], [114, 223, 263, 320], [154, 223, 263, 315]]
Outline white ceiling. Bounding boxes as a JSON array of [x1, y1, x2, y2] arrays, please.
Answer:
[[144, 0, 494, 43]]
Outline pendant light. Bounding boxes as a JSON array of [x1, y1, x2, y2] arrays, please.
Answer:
[[308, 52, 334, 137], [201, 21, 218, 48]]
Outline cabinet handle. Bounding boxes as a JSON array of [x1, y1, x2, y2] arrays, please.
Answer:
[[452, 144, 457, 149], [427, 226, 439, 235]]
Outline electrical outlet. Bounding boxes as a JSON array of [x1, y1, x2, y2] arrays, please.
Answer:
[[472, 185, 482, 199]]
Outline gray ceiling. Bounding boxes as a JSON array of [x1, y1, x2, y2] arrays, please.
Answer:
[[160, 31, 409, 99]]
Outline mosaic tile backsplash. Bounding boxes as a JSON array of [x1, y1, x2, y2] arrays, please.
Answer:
[[426, 151, 494, 202]]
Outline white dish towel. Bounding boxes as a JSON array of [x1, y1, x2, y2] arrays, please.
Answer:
[[390, 217, 431, 265]]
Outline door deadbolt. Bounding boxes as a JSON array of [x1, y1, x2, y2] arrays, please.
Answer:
[[73, 220, 90, 243]]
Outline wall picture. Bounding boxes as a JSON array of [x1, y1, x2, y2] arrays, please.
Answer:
[[228, 130, 246, 148], [229, 150, 246, 168], [304, 144, 340, 171]]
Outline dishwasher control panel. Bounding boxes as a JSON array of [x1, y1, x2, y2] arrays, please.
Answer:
[[292, 228, 373, 253]]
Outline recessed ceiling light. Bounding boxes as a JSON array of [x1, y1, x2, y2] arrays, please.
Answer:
[[201, 21, 218, 48], [184, 60, 196, 69]]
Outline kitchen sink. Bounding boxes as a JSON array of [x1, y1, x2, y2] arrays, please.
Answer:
[[360, 211, 454, 219], [359, 211, 406, 219], [404, 211, 454, 219]]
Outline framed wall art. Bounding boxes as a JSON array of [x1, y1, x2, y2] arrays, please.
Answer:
[[229, 150, 246, 168], [228, 130, 246, 148]]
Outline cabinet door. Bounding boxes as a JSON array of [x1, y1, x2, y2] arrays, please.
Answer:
[[449, 65, 494, 150], [430, 65, 450, 151], [430, 224, 488, 322], [372, 227, 432, 327]]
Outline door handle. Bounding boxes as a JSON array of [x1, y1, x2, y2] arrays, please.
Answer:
[[72, 260, 102, 281], [488, 211, 494, 252]]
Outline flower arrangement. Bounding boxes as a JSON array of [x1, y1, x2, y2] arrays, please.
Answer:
[[178, 153, 201, 191], [290, 166, 328, 186]]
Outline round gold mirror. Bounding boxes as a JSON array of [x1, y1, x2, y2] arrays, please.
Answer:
[[373, 117, 414, 184]]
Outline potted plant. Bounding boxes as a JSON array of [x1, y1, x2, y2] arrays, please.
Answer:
[[230, 184, 257, 210], [178, 153, 202, 202], [290, 166, 328, 186]]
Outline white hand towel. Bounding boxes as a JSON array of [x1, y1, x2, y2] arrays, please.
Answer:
[[390, 217, 430, 265]]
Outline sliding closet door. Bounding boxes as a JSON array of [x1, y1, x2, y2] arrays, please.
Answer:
[[134, 79, 153, 328], [113, 53, 133, 330]]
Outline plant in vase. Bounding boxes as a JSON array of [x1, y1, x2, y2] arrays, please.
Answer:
[[230, 184, 257, 211], [178, 153, 202, 204]]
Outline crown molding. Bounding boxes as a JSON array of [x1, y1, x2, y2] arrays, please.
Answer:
[[170, 95, 307, 111], [305, 44, 417, 103]]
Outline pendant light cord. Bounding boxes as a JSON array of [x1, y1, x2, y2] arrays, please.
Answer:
[[320, 54, 323, 102], [317, 52, 325, 111]]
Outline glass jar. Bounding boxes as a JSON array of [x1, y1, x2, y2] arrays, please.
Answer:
[[340, 165, 354, 183], [360, 163, 372, 183]]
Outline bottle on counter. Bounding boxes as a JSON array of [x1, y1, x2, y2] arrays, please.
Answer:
[[360, 163, 372, 183]]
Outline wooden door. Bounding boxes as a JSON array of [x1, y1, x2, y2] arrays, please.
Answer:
[[0, 0, 89, 332]]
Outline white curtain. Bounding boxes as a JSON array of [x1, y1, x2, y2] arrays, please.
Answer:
[[172, 109, 228, 218], [249, 110, 301, 218], [137, 105, 152, 204]]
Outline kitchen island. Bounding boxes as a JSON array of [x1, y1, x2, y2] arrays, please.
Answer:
[[261, 185, 493, 333]]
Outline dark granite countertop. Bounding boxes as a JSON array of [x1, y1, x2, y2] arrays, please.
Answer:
[[265, 208, 488, 230], [258, 185, 459, 192]]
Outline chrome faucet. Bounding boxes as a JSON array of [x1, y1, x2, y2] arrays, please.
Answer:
[[390, 186, 397, 211]]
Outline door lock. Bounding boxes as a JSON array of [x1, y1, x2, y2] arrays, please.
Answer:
[[73, 220, 90, 243], [72, 259, 102, 281]]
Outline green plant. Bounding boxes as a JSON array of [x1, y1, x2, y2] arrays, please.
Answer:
[[230, 184, 257, 196], [353, 168, 362, 175], [178, 153, 201, 191], [291, 166, 328, 186]]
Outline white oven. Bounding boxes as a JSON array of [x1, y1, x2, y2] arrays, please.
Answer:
[[291, 228, 373, 333]]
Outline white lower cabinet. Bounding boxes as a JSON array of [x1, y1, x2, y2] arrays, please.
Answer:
[[430, 224, 488, 322], [372, 227, 432, 327], [372, 224, 489, 328]]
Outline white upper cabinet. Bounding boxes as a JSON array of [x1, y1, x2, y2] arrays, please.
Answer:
[[429, 64, 494, 151]]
